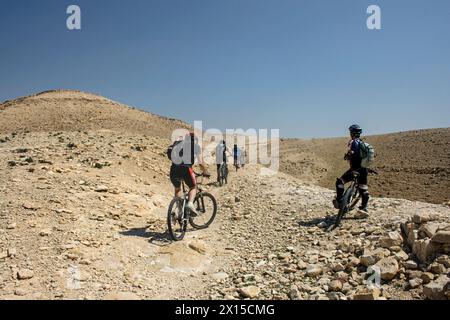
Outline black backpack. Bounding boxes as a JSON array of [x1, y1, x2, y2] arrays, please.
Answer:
[[167, 140, 182, 162]]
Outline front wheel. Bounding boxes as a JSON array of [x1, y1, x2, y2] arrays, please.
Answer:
[[189, 192, 217, 229], [167, 198, 187, 241]]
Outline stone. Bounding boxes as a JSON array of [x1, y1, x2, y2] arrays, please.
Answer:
[[212, 272, 229, 281], [306, 265, 323, 277], [188, 242, 207, 255], [360, 248, 390, 267], [423, 276, 449, 300], [412, 239, 440, 263], [297, 260, 307, 270], [238, 286, 260, 299], [352, 288, 381, 300], [329, 280, 343, 292], [375, 257, 399, 281], [14, 288, 28, 296], [436, 255, 450, 268], [379, 231, 403, 249], [6, 223, 16, 229], [421, 272, 434, 284], [409, 278, 423, 289], [17, 269, 34, 280], [22, 202, 39, 210], [95, 185, 109, 192], [39, 228, 52, 236], [104, 292, 140, 300], [419, 223, 440, 238], [429, 263, 446, 274], [7, 248, 17, 257], [431, 231, 450, 244], [332, 262, 345, 272], [403, 260, 418, 270], [395, 250, 409, 262], [288, 288, 301, 300], [412, 213, 430, 224]]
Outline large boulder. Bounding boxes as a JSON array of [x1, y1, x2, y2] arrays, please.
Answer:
[[379, 231, 403, 249], [412, 239, 440, 263], [360, 248, 390, 267], [375, 257, 399, 281], [423, 276, 449, 300], [431, 231, 450, 245]]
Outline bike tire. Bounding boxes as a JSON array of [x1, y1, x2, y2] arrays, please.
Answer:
[[224, 166, 228, 184], [167, 198, 187, 241], [333, 187, 356, 230], [189, 192, 218, 229]]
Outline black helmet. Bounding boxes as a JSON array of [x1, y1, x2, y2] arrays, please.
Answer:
[[349, 124, 362, 135]]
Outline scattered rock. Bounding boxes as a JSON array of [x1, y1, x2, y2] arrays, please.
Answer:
[[188, 242, 207, 255], [376, 257, 399, 281], [238, 286, 260, 299], [431, 231, 450, 245], [95, 185, 109, 192], [352, 288, 381, 300], [306, 265, 323, 277], [380, 231, 403, 249], [423, 276, 449, 300], [17, 269, 34, 280]]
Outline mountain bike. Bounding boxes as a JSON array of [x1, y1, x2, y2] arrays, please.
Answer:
[[327, 168, 378, 232], [218, 162, 228, 186], [167, 173, 217, 241], [234, 157, 240, 172]]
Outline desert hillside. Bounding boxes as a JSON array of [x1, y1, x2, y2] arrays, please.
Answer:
[[280, 128, 450, 205], [0, 90, 189, 138], [0, 90, 449, 300]]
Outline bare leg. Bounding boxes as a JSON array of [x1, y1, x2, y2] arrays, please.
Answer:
[[174, 187, 182, 198], [188, 188, 197, 202]]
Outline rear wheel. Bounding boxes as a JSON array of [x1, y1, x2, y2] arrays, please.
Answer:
[[167, 198, 187, 241], [189, 192, 217, 229]]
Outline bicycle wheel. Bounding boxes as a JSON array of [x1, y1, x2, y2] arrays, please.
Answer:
[[219, 165, 224, 186], [224, 165, 228, 184], [189, 192, 217, 229], [332, 187, 356, 230], [167, 198, 187, 241]]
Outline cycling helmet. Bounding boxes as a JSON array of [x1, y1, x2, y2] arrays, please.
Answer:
[[349, 124, 363, 135]]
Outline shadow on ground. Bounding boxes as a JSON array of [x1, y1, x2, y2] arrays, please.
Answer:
[[120, 227, 173, 246]]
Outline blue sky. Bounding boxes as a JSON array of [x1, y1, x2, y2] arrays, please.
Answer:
[[1, 0, 449, 138]]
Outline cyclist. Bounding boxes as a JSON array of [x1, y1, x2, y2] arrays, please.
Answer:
[[215, 140, 228, 183], [334, 125, 370, 218], [168, 133, 210, 216], [233, 144, 241, 169]]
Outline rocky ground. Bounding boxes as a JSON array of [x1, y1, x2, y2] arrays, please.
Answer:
[[1, 130, 449, 300], [1, 90, 449, 300]]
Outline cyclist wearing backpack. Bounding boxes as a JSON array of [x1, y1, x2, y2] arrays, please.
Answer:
[[167, 133, 210, 216], [215, 140, 228, 183], [334, 125, 370, 218]]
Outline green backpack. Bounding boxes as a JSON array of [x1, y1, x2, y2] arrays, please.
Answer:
[[359, 140, 375, 168]]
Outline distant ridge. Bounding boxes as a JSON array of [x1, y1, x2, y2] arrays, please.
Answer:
[[0, 89, 190, 138]]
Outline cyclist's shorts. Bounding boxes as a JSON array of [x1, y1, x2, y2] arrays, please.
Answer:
[[170, 164, 197, 189], [341, 167, 368, 186]]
